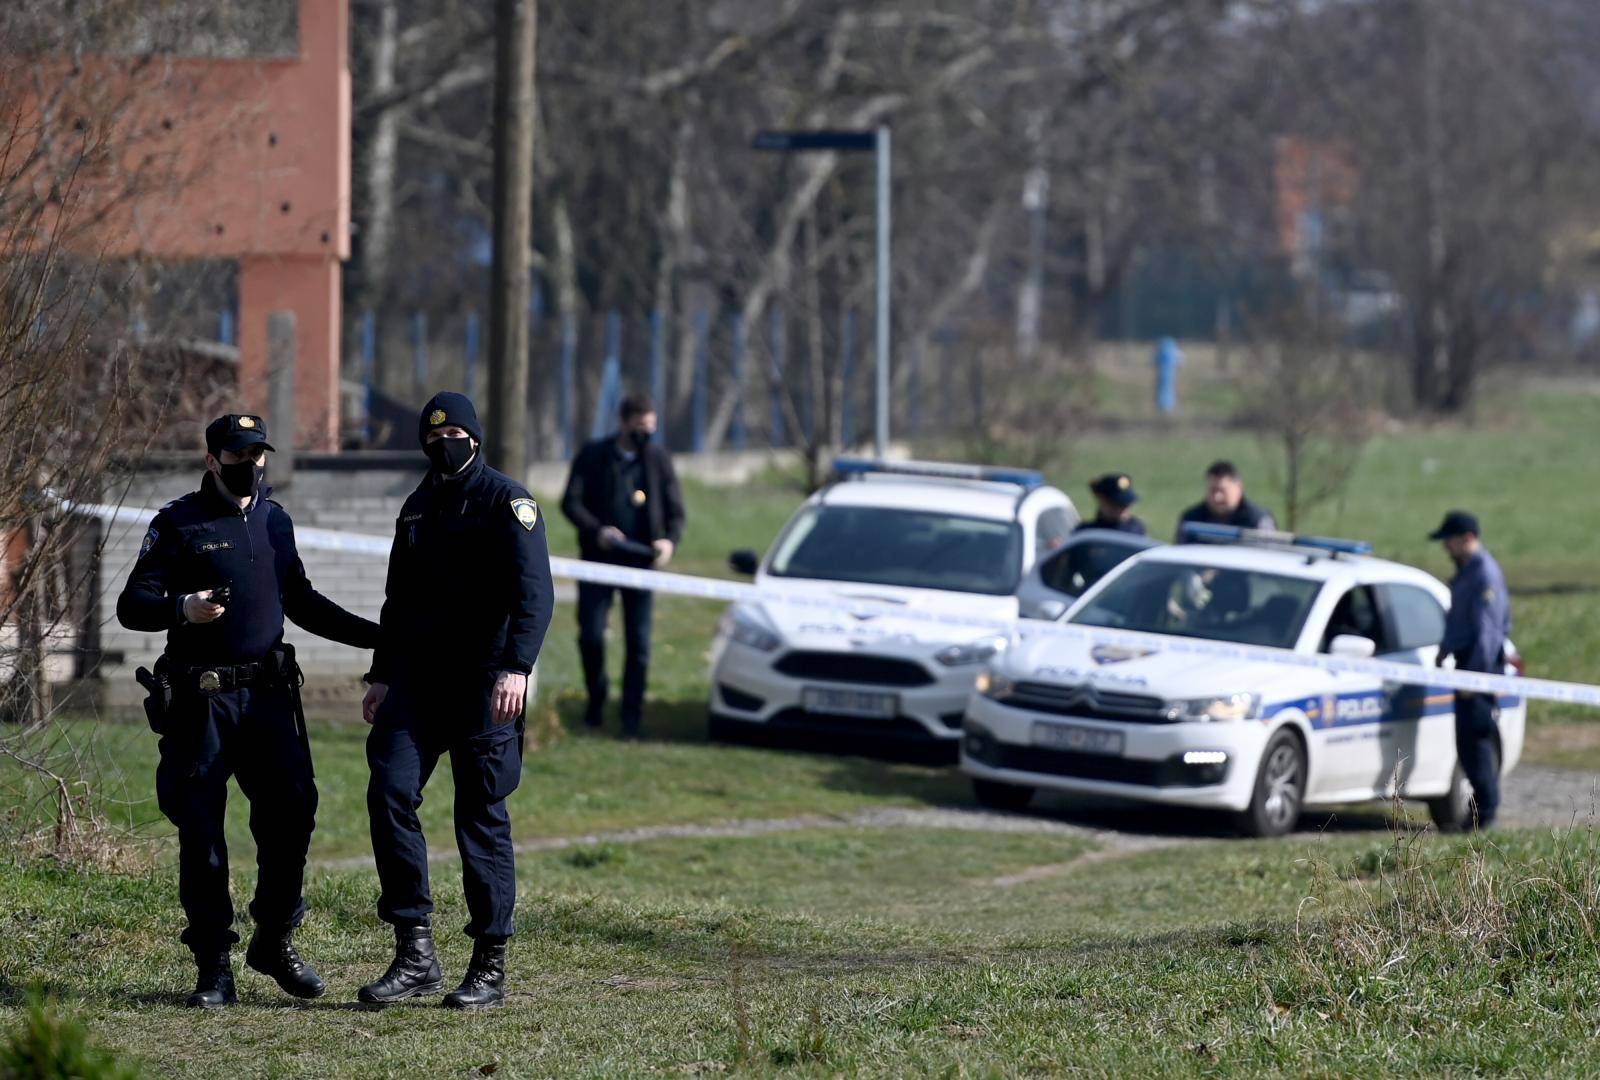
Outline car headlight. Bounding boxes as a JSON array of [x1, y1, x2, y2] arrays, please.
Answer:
[[1163, 692, 1261, 723], [718, 607, 782, 653], [935, 635, 1009, 668], [974, 669, 1015, 700]]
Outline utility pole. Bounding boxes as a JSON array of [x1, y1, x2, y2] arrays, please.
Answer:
[[487, 0, 537, 474]]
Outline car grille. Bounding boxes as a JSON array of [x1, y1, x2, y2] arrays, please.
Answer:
[[773, 651, 935, 688], [989, 744, 1228, 787], [1003, 681, 1170, 724]]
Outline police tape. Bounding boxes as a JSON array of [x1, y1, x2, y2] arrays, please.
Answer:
[[69, 497, 1600, 709]]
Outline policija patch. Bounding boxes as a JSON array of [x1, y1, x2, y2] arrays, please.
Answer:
[[510, 498, 539, 530], [139, 526, 159, 559]]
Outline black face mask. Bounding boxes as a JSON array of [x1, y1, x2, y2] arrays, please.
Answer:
[[425, 436, 476, 475], [628, 428, 653, 451], [218, 460, 264, 499]]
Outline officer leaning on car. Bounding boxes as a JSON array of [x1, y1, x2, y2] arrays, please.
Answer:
[[1076, 473, 1147, 535], [116, 414, 380, 1009], [358, 392, 554, 1011], [1176, 460, 1277, 538], [1431, 510, 1512, 829], [560, 392, 685, 736]]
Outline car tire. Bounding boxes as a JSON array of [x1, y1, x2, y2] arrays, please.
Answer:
[[1427, 744, 1499, 832], [707, 713, 747, 744], [1236, 730, 1305, 838], [972, 778, 1035, 813]]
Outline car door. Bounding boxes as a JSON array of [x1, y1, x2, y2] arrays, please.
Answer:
[[1314, 584, 1395, 797], [1374, 583, 1453, 797]]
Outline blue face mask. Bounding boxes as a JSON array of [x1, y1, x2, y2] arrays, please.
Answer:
[[426, 435, 476, 475]]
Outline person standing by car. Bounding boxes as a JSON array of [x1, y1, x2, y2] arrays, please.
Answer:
[[1431, 510, 1511, 829], [116, 414, 380, 1008], [560, 393, 685, 736], [1176, 460, 1276, 539], [1075, 473, 1147, 535]]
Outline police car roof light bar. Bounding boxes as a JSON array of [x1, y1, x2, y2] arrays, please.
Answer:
[[1178, 521, 1373, 556], [831, 457, 1045, 490]]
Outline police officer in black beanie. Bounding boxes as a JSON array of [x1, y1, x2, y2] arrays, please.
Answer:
[[358, 391, 555, 1010], [116, 414, 380, 1008]]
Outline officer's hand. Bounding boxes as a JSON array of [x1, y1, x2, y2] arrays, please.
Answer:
[[183, 590, 226, 624], [651, 539, 675, 567], [491, 671, 527, 726], [597, 526, 626, 551], [362, 682, 389, 725]]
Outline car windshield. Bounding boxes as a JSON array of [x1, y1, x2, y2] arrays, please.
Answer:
[[767, 504, 1022, 595], [1069, 560, 1322, 648]]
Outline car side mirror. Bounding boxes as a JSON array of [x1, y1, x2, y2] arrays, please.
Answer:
[[1037, 599, 1068, 621], [1328, 634, 1377, 659], [728, 549, 760, 576]]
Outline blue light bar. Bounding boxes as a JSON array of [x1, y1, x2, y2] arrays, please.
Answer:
[[831, 457, 1045, 490], [1178, 521, 1373, 555]]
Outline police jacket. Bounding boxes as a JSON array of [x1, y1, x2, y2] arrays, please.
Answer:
[[1176, 497, 1277, 539], [1076, 515, 1147, 536], [368, 451, 554, 686], [561, 435, 685, 561], [116, 474, 379, 665], [1442, 548, 1511, 674]]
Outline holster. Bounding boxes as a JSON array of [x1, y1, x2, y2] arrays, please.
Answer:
[[135, 656, 173, 735], [267, 642, 313, 773]]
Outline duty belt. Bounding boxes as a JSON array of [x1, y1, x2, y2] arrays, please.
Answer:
[[181, 662, 268, 694]]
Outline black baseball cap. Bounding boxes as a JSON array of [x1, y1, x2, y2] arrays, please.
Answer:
[[205, 414, 275, 455], [1428, 510, 1480, 540], [1089, 472, 1139, 507]]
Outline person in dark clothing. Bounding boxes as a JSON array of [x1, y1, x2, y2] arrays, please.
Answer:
[[560, 393, 685, 735], [116, 413, 379, 1009], [1431, 510, 1512, 829], [1075, 473, 1147, 535], [358, 391, 554, 1011], [1175, 460, 1277, 539]]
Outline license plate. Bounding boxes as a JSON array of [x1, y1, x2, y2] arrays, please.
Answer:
[[802, 687, 899, 719], [1031, 722, 1124, 756]]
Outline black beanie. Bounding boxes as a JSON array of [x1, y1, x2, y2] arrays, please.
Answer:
[[418, 391, 484, 445]]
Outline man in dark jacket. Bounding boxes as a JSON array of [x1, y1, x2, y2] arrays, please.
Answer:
[[358, 392, 555, 1010], [117, 414, 379, 1008], [560, 393, 685, 735], [1176, 460, 1277, 539]]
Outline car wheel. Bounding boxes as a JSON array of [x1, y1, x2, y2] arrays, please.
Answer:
[[1428, 743, 1499, 832], [972, 778, 1035, 813], [1237, 731, 1305, 838], [707, 713, 746, 744]]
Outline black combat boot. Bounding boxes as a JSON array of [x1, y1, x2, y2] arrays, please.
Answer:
[[358, 925, 444, 1004], [245, 926, 327, 999], [185, 950, 237, 1009], [442, 940, 506, 1010]]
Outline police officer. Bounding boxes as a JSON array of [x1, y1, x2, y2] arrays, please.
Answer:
[[560, 393, 685, 735], [1431, 510, 1512, 829], [1076, 473, 1147, 535], [358, 392, 554, 1011], [116, 414, 380, 1008], [1176, 460, 1277, 539]]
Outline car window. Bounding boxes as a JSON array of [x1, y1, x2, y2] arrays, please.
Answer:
[[1319, 585, 1391, 653], [1035, 507, 1075, 556], [767, 504, 1023, 595], [1380, 584, 1447, 652], [1069, 560, 1321, 649], [1040, 539, 1145, 599]]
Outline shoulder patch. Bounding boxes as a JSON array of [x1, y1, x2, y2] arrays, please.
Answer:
[[139, 526, 159, 559], [510, 498, 539, 531]]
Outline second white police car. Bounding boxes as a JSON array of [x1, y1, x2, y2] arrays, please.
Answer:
[[709, 458, 1077, 750], [961, 524, 1525, 836]]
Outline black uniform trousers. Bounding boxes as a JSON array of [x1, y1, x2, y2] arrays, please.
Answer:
[[154, 681, 316, 951], [577, 580, 654, 729], [366, 677, 524, 941], [1454, 691, 1501, 827]]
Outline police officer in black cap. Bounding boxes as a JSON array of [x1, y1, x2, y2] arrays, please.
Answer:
[[116, 414, 380, 1008], [1076, 473, 1147, 535], [1431, 509, 1512, 829], [358, 391, 554, 1010]]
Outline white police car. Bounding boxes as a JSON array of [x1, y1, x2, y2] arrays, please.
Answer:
[[961, 525, 1526, 835], [709, 458, 1077, 750]]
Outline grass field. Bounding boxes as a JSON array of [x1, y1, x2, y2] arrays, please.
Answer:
[[3, 377, 1600, 1076]]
